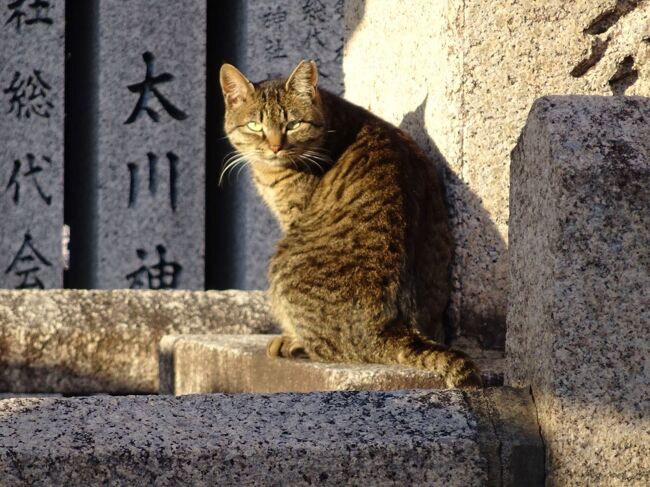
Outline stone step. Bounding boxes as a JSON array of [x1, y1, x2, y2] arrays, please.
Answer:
[[0, 290, 274, 394], [159, 334, 504, 395], [0, 388, 543, 486]]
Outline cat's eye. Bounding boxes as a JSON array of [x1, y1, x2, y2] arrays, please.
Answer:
[[286, 120, 302, 131], [247, 121, 263, 132]]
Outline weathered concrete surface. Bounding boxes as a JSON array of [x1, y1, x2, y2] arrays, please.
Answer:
[[343, 0, 650, 350], [508, 96, 650, 486], [160, 334, 504, 395], [0, 290, 274, 394], [0, 389, 543, 486]]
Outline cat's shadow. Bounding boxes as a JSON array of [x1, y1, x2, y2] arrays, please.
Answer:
[[399, 98, 507, 350]]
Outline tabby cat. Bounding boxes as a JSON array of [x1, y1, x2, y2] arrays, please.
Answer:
[[220, 60, 481, 388]]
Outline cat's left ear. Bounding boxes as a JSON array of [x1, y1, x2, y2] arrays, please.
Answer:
[[285, 60, 318, 98], [220, 63, 254, 109]]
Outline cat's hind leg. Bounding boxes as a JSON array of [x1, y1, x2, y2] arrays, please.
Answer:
[[266, 335, 309, 359]]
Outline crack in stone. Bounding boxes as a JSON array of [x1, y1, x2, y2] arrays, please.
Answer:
[[584, 0, 641, 35], [528, 386, 547, 486], [570, 0, 644, 92], [609, 55, 639, 94], [570, 37, 611, 77]]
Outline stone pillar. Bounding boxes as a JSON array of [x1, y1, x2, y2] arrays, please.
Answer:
[[507, 96, 650, 485], [92, 0, 205, 289], [0, 0, 64, 288], [227, 0, 345, 289]]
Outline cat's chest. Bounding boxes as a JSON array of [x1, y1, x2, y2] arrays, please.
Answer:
[[251, 167, 320, 229]]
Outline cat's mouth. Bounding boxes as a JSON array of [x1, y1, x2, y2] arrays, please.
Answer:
[[253, 148, 330, 173], [256, 151, 295, 168]]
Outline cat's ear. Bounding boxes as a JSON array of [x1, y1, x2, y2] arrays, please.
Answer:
[[220, 64, 254, 109], [285, 60, 318, 98]]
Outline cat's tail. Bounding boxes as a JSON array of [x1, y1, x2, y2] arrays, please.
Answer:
[[386, 333, 482, 389]]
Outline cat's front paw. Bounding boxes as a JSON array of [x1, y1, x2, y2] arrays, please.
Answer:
[[266, 336, 309, 359]]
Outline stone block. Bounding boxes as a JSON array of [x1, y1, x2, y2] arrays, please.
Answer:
[[0, 389, 543, 486], [227, 0, 346, 289], [0, 290, 275, 394], [507, 96, 650, 485], [91, 0, 205, 289], [159, 334, 504, 395], [342, 0, 650, 349], [0, 0, 64, 288]]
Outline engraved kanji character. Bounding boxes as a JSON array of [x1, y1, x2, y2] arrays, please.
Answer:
[[124, 51, 188, 124], [126, 245, 182, 289]]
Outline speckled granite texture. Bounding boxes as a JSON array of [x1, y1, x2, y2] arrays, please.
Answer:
[[0, 389, 542, 486], [0, 290, 275, 394], [159, 334, 504, 395], [508, 96, 650, 486], [0, 0, 64, 288], [93, 0, 205, 289]]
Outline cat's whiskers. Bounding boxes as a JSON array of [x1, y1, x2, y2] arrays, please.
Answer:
[[282, 151, 299, 172], [304, 148, 332, 161], [280, 149, 303, 172], [295, 155, 313, 174], [299, 149, 332, 174], [234, 160, 252, 180], [219, 150, 256, 185], [299, 155, 324, 174]]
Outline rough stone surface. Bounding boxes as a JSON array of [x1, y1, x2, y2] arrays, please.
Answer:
[[342, 0, 650, 349], [0, 0, 64, 288], [0, 290, 275, 394], [159, 334, 504, 395], [507, 96, 650, 486], [228, 0, 345, 290], [0, 389, 542, 486], [93, 0, 205, 289]]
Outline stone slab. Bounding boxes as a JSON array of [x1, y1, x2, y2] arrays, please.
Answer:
[[0, 290, 275, 394], [93, 0, 205, 288], [0, 0, 64, 288], [227, 0, 345, 289], [507, 96, 650, 486], [342, 0, 650, 350], [159, 334, 504, 395], [0, 389, 542, 486]]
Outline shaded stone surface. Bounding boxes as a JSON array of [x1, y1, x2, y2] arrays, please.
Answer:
[[0, 388, 542, 486], [0, 0, 64, 288], [227, 0, 345, 290], [507, 96, 650, 486], [159, 334, 504, 395], [342, 0, 650, 349], [93, 0, 206, 289], [0, 290, 275, 394]]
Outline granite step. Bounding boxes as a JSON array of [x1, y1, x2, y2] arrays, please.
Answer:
[[0, 388, 543, 486], [159, 334, 504, 395]]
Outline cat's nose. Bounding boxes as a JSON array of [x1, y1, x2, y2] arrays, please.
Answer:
[[269, 144, 282, 153]]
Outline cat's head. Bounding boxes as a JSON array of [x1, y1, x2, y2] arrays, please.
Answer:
[[219, 60, 328, 170]]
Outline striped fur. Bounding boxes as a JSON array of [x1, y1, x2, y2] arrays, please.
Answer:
[[220, 61, 481, 388]]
